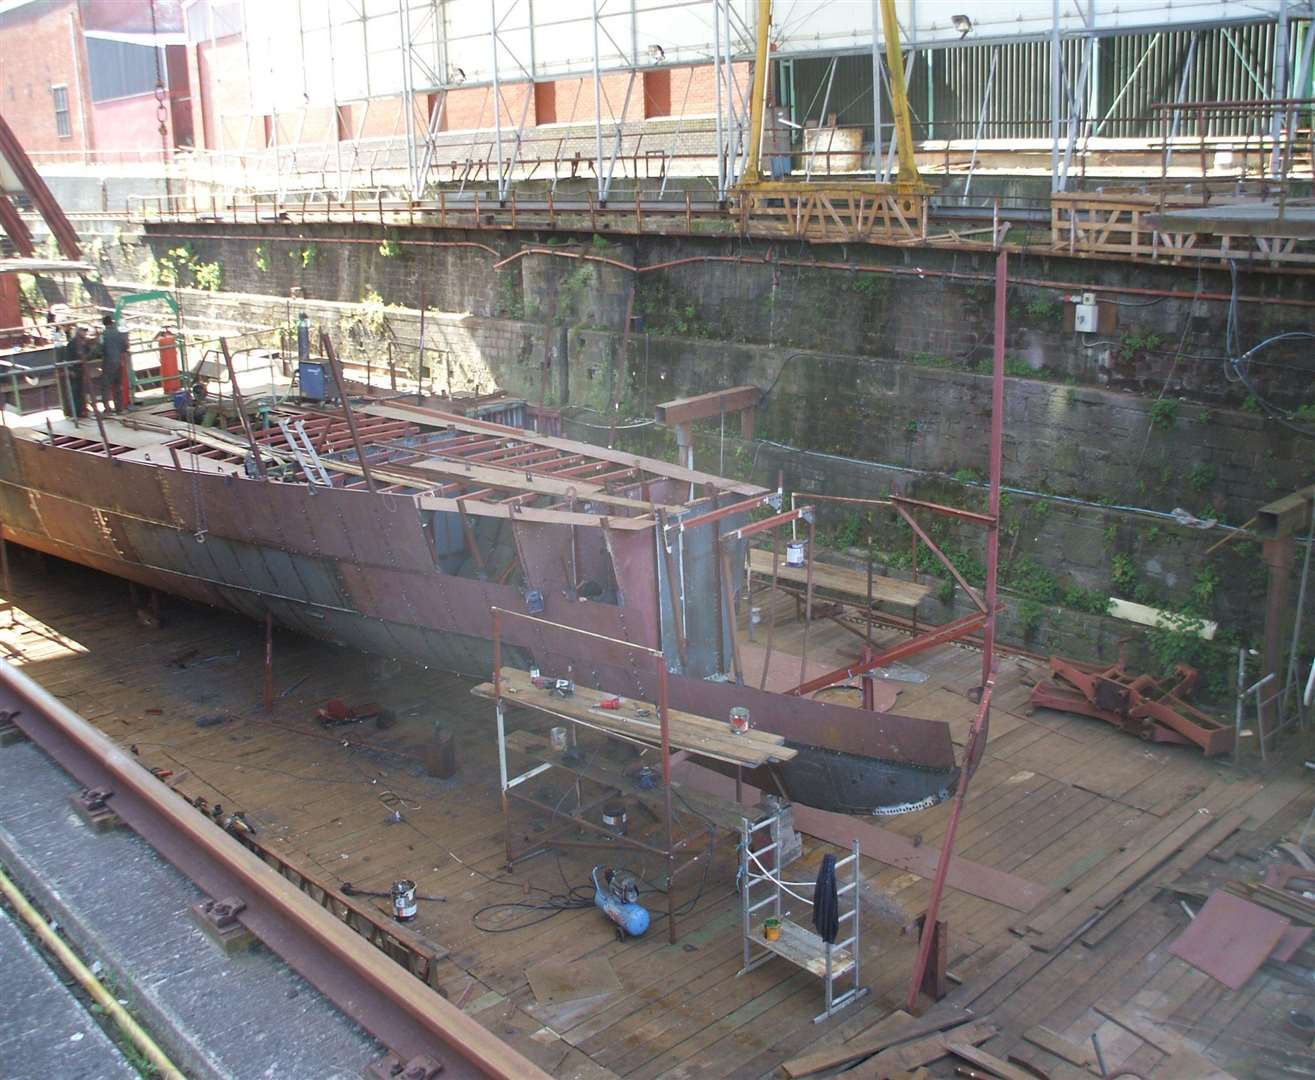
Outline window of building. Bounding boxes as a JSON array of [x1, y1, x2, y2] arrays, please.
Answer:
[[86, 37, 164, 102], [52, 85, 71, 138]]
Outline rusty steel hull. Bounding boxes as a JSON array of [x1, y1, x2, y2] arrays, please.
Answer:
[[0, 428, 958, 813]]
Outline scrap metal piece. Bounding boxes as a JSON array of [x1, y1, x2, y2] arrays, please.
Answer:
[[1032, 656, 1233, 756]]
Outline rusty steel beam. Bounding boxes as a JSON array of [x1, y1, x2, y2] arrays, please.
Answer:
[[0, 658, 548, 1080], [672, 490, 781, 533], [1256, 485, 1315, 539], [890, 495, 996, 528], [0, 111, 81, 259], [654, 385, 762, 427], [721, 506, 814, 542], [0, 192, 34, 256], [894, 503, 985, 612], [321, 333, 376, 494], [788, 612, 989, 698]]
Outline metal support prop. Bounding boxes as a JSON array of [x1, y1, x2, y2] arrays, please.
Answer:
[[1262, 534, 1295, 746], [320, 332, 376, 494], [906, 249, 1006, 1008], [218, 338, 266, 479]]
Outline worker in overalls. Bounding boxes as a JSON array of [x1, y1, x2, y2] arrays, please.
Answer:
[[98, 314, 129, 413]]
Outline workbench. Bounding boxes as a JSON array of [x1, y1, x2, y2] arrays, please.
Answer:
[[476, 660, 783, 943]]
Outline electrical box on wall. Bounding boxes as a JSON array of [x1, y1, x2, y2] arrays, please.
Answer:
[[1073, 292, 1099, 333]]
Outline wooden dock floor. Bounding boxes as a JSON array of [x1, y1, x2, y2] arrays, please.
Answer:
[[2, 551, 1311, 1079]]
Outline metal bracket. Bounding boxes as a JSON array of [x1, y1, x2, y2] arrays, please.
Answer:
[[70, 787, 121, 832], [192, 895, 254, 954], [366, 1052, 445, 1080], [0, 707, 27, 746]]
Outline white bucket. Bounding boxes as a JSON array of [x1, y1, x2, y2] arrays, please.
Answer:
[[786, 540, 807, 567]]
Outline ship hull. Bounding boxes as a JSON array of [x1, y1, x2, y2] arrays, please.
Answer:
[[0, 423, 959, 815]]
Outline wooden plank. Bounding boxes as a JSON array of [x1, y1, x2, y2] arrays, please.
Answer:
[[749, 918, 853, 978], [846, 1020, 998, 1078], [747, 548, 931, 609], [1024, 805, 1226, 950], [1079, 809, 1249, 948], [474, 669, 795, 767], [1091, 1003, 1184, 1054], [781, 1007, 970, 1078], [948, 1043, 1040, 1080], [1024, 1026, 1098, 1069]]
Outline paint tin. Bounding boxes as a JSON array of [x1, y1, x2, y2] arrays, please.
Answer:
[[786, 540, 807, 567], [748, 606, 763, 642], [764, 917, 782, 942], [392, 879, 418, 922], [550, 726, 568, 752], [729, 706, 751, 735], [602, 798, 628, 835]]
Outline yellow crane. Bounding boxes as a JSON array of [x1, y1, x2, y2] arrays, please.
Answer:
[[737, 0, 930, 238]]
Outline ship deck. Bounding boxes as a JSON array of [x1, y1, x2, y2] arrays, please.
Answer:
[[2, 553, 1311, 1079]]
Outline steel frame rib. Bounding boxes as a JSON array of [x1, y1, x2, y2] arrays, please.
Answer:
[[0, 658, 547, 1080]]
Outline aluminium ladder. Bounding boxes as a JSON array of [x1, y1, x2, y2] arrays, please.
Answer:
[[738, 809, 867, 1021], [280, 419, 332, 486]]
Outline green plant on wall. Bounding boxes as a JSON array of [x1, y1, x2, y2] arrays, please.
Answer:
[[1110, 552, 1137, 594], [1118, 329, 1164, 360], [1149, 398, 1178, 431], [343, 288, 391, 339], [193, 260, 224, 291], [255, 244, 270, 272], [1024, 297, 1062, 325], [379, 235, 402, 258], [1187, 462, 1216, 493], [291, 244, 317, 270]]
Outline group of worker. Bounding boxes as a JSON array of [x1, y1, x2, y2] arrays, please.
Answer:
[[46, 309, 181, 418], [46, 311, 132, 419]]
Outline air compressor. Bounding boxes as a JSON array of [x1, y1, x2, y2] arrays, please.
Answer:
[[592, 865, 649, 938]]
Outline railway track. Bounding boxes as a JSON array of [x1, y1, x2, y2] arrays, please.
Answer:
[[0, 656, 549, 1080]]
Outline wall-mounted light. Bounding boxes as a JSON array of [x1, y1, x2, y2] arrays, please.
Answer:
[[647, 44, 665, 63], [951, 14, 972, 38]]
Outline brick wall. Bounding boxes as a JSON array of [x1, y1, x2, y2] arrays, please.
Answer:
[[0, 0, 92, 157]]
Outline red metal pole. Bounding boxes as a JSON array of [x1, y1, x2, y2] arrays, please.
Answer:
[[982, 248, 1006, 687], [906, 248, 1007, 1011], [658, 655, 676, 944]]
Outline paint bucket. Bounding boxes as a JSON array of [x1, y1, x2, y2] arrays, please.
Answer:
[[729, 706, 751, 735], [602, 798, 628, 835], [424, 727, 456, 779], [550, 726, 568, 752], [392, 879, 418, 922], [786, 540, 807, 567], [764, 917, 782, 942]]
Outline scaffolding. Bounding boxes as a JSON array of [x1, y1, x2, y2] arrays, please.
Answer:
[[739, 807, 866, 1022]]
